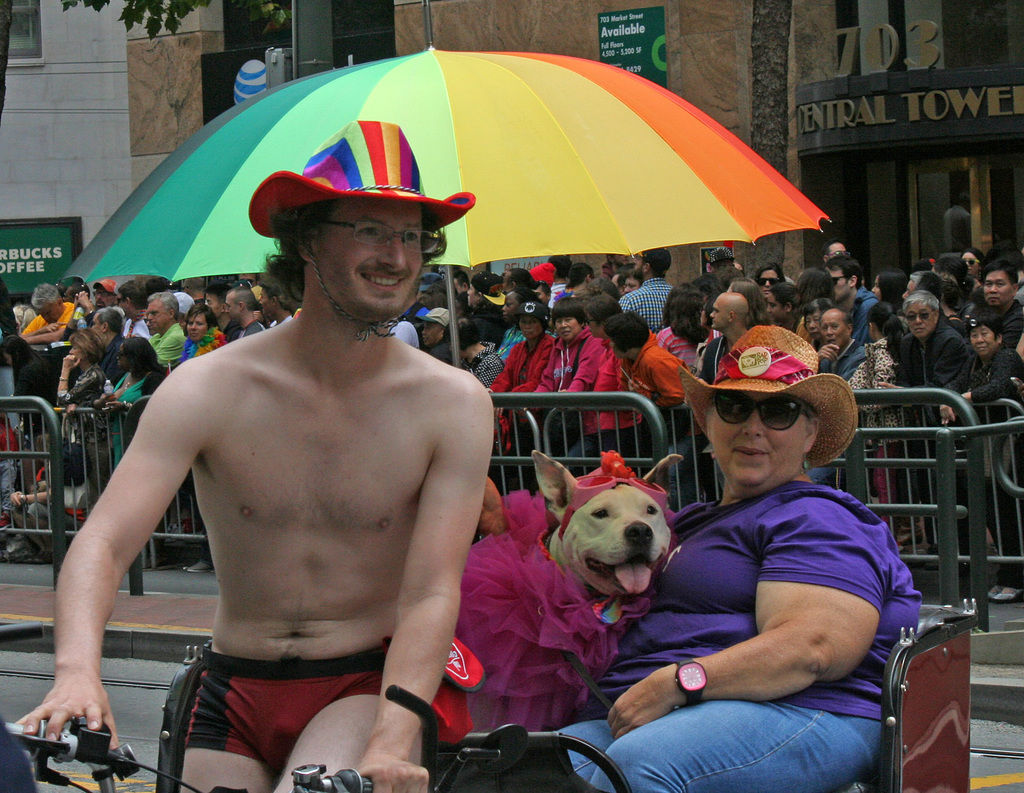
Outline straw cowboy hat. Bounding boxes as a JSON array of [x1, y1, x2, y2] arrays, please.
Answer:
[[679, 325, 857, 467], [249, 120, 475, 236]]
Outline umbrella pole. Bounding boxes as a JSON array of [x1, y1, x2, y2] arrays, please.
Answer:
[[422, 0, 435, 50], [443, 264, 462, 368]]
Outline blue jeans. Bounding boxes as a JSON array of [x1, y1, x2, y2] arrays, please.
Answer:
[[562, 701, 880, 793]]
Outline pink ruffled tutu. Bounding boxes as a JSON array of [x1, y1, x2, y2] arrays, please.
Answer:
[[457, 490, 652, 731]]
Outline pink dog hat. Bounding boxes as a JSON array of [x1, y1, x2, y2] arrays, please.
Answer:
[[556, 452, 668, 538]]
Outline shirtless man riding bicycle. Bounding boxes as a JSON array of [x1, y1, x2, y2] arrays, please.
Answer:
[[21, 120, 494, 793]]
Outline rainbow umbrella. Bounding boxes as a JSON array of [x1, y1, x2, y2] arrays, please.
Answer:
[[69, 50, 826, 280]]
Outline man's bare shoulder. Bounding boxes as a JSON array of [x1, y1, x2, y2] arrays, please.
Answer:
[[393, 343, 491, 404]]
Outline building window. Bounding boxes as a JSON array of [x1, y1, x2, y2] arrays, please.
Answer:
[[10, 0, 41, 59]]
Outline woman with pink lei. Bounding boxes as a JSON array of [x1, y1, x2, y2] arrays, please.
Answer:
[[179, 304, 227, 364]]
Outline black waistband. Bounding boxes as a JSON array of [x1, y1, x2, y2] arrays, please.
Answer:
[[202, 645, 387, 680]]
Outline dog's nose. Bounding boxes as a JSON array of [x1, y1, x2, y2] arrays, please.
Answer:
[[625, 523, 654, 546]]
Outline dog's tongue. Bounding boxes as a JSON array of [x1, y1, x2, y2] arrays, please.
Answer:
[[615, 561, 651, 595]]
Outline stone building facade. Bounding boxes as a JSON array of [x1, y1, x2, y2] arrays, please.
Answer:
[[11, 1, 1020, 287], [0, 1, 133, 292]]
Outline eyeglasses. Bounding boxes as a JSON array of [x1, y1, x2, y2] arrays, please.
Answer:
[[756, 277, 781, 286], [905, 311, 933, 322], [713, 392, 806, 430], [323, 220, 442, 254], [831, 276, 845, 285]]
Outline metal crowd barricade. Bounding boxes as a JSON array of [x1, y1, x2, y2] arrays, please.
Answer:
[[490, 388, 1024, 631], [973, 399, 1024, 583], [63, 398, 205, 584], [489, 392, 669, 493], [14, 384, 1024, 611], [1, 395, 205, 595], [0, 396, 65, 586], [844, 387, 1021, 631]]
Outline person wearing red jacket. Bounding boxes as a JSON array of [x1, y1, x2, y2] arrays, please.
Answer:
[[489, 301, 554, 394], [491, 300, 555, 488]]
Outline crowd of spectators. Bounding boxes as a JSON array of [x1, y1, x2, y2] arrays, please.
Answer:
[[408, 243, 1024, 602], [3, 241, 1024, 596], [0, 273, 282, 565]]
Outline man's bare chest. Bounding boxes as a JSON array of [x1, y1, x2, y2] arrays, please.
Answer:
[[193, 406, 432, 534]]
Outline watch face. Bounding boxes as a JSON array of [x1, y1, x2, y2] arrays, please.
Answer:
[[678, 663, 706, 691]]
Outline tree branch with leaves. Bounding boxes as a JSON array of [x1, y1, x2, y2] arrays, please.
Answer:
[[61, 0, 289, 39]]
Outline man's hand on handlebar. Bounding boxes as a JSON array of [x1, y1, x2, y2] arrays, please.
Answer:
[[18, 670, 118, 748], [357, 749, 428, 793]]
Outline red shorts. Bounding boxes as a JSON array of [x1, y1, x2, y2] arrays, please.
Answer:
[[185, 644, 476, 774], [186, 646, 388, 773]]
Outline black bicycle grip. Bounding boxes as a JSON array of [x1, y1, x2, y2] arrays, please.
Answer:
[[330, 769, 372, 793]]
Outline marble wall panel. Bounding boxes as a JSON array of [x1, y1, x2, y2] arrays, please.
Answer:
[[793, 0, 837, 85], [128, 32, 207, 158], [677, 0, 741, 34], [397, 0, 667, 59], [678, 30, 743, 135]]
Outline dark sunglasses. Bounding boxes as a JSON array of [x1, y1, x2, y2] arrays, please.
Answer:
[[756, 277, 782, 286], [713, 392, 806, 430]]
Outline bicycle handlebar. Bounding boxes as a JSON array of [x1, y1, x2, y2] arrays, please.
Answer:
[[6, 717, 139, 779], [0, 622, 44, 641], [291, 764, 372, 793]]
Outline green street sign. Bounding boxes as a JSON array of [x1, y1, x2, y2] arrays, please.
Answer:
[[598, 6, 667, 88], [0, 219, 81, 295]]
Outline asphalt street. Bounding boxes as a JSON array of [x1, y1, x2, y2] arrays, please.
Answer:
[[4, 651, 1024, 792], [1, 651, 176, 793]]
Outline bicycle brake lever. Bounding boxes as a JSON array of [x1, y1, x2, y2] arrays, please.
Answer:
[[68, 718, 113, 765], [108, 743, 140, 779]]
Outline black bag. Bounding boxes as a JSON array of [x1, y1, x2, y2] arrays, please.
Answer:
[[62, 417, 86, 487], [437, 731, 631, 793]]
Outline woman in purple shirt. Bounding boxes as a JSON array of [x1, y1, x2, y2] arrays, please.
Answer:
[[564, 325, 920, 793]]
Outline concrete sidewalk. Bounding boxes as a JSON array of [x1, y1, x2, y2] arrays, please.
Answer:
[[2, 560, 1024, 725], [0, 560, 217, 663]]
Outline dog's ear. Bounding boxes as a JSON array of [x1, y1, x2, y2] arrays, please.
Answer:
[[643, 454, 684, 491], [532, 450, 576, 514]]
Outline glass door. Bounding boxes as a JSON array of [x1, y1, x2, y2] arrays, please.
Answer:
[[909, 154, 1024, 260]]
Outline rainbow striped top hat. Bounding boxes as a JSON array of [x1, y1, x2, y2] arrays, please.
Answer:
[[250, 120, 475, 236]]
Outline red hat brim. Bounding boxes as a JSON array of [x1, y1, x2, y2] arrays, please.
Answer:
[[249, 171, 476, 237]]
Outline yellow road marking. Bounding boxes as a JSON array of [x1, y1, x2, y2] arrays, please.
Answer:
[[0, 613, 209, 633], [55, 770, 154, 791], [972, 772, 1024, 789]]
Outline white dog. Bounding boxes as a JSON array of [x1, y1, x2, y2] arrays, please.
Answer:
[[538, 451, 679, 598], [457, 450, 681, 730]]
